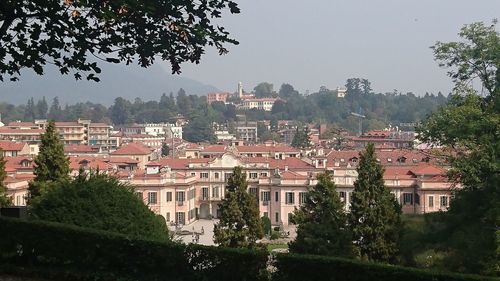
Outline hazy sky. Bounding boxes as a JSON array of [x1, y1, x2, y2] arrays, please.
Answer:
[[170, 0, 500, 95]]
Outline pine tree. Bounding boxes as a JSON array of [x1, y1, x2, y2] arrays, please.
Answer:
[[36, 97, 48, 119], [214, 166, 264, 248], [48, 97, 62, 120], [348, 143, 402, 263], [289, 172, 353, 257], [0, 151, 12, 207], [28, 121, 70, 202], [24, 97, 36, 121], [291, 126, 310, 149]]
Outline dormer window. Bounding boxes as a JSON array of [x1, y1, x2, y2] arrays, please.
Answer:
[[412, 158, 418, 163], [340, 158, 345, 162], [387, 158, 392, 163]]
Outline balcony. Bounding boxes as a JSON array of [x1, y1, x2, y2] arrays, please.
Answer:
[[199, 196, 210, 201], [262, 201, 269, 206]]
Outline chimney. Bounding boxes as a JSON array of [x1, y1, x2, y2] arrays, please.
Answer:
[[284, 165, 288, 171]]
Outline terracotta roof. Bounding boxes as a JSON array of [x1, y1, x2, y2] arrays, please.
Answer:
[[126, 134, 162, 138], [0, 128, 44, 134], [410, 164, 444, 176], [111, 143, 153, 155], [0, 141, 27, 151], [7, 121, 36, 127], [236, 144, 299, 153], [280, 171, 309, 180], [150, 158, 210, 169], [242, 157, 314, 170], [201, 145, 227, 153], [69, 157, 110, 171], [64, 144, 95, 153], [107, 157, 140, 164]]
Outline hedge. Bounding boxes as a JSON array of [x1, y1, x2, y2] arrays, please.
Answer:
[[272, 253, 498, 281], [1, 217, 497, 281], [0, 217, 268, 281]]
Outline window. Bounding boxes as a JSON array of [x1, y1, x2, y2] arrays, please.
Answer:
[[349, 192, 353, 203], [176, 191, 185, 202], [248, 187, 258, 196], [299, 192, 307, 204], [263, 212, 268, 218], [440, 196, 448, 207], [387, 158, 392, 163], [200, 172, 209, 179], [275, 212, 279, 223], [148, 192, 157, 204], [275, 191, 279, 202], [428, 196, 434, 208], [214, 172, 219, 179], [288, 213, 294, 225], [339, 191, 346, 203], [249, 172, 258, 179], [285, 192, 295, 204], [260, 172, 268, 177], [166, 192, 172, 202], [224, 173, 232, 181], [176, 212, 185, 225], [202, 187, 209, 200], [261, 191, 271, 202], [191, 172, 196, 177], [403, 193, 413, 205], [212, 186, 220, 198], [166, 212, 170, 222]]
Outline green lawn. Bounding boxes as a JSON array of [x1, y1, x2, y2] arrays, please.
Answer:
[[267, 243, 288, 252]]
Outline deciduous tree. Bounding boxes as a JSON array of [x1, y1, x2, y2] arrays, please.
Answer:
[[417, 20, 500, 276], [0, 0, 240, 81]]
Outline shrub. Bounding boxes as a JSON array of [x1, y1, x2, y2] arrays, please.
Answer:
[[0, 217, 269, 281], [29, 173, 169, 241], [273, 253, 496, 281]]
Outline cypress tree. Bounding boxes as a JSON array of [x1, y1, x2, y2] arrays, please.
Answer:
[[289, 172, 353, 257], [348, 143, 402, 263], [214, 166, 264, 248], [0, 150, 12, 207], [28, 121, 70, 202]]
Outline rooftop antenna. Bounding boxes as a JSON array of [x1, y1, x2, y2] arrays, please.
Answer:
[[350, 107, 365, 136]]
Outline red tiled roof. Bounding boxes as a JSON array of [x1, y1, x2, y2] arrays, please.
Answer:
[[111, 143, 153, 155], [201, 145, 227, 153], [0, 128, 44, 134], [107, 157, 140, 164], [280, 171, 309, 180], [0, 141, 27, 151], [243, 157, 314, 170], [7, 121, 36, 127], [236, 144, 299, 153], [150, 158, 210, 169], [64, 144, 94, 153], [410, 164, 444, 176], [69, 157, 110, 171]]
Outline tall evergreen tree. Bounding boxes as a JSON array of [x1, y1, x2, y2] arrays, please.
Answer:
[[291, 126, 310, 149], [0, 150, 12, 207], [348, 143, 402, 263], [289, 172, 353, 257], [28, 121, 70, 202], [24, 97, 36, 121], [48, 97, 62, 120], [36, 97, 48, 119], [214, 166, 263, 248]]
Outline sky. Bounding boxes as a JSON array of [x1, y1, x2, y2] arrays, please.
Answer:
[[171, 0, 500, 95]]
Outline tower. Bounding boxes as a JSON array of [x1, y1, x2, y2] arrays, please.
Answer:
[[238, 82, 243, 98]]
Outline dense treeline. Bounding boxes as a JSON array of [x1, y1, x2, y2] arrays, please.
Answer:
[[0, 79, 448, 135]]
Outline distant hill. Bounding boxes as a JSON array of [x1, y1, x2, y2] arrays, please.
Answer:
[[0, 63, 219, 105]]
